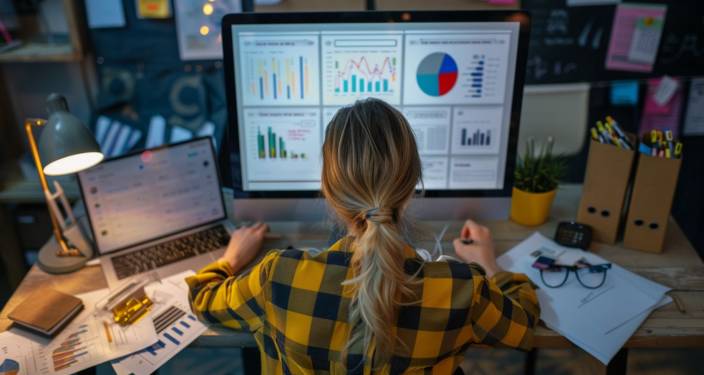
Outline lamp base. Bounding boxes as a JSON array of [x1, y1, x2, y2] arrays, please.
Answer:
[[37, 236, 94, 274]]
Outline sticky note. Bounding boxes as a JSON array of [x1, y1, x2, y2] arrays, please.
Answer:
[[136, 0, 171, 19], [605, 4, 667, 73], [610, 81, 639, 106], [653, 75, 679, 106], [170, 126, 193, 143], [683, 78, 704, 136]]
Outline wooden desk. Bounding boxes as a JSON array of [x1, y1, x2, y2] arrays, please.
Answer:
[[1, 185, 703, 373]]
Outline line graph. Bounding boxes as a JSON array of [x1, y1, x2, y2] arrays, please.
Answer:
[[322, 34, 402, 105], [333, 56, 397, 95]]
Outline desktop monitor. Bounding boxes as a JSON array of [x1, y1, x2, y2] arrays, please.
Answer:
[[220, 11, 531, 221]]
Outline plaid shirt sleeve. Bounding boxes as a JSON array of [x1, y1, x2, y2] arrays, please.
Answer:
[[185, 251, 279, 332], [469, 269, 540, 350]]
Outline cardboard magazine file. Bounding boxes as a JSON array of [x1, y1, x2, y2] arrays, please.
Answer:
[[623, 154, 682, 253], [577, 140, 636, 244]]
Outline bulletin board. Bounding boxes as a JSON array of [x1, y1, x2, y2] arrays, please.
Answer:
[[83, 0, 238, 159], [523, 0, 704, 84]]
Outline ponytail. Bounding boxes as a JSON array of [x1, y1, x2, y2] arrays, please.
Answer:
[[321, 98, 422, 366], [343, 208, 414, 364]]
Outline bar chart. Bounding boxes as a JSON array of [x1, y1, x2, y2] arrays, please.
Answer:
[[111, 303, 207, 375], [333, 56, 397, 95], [468, 54, 485, 98], [244, 108, 321, 185], [460, 128, 492, 147], [257, 127, 308, 160], [452, 107, 502, 155], [239, 35, 320, 106], [249, 56, 311, 101], [322, 34, 403, 105], [52, 324, 91, 372]]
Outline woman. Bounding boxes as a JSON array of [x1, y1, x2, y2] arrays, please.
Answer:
[[186, 98, 539, 374]]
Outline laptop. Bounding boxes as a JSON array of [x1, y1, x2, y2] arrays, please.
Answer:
[[78, 137, 235, 288]]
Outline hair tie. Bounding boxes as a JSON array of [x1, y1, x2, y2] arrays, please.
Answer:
[[363, 207, 395, 224]]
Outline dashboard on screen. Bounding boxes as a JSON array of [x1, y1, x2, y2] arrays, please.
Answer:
[[228, 20, 521, 192]]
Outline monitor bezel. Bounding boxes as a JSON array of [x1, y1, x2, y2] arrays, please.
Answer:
[[220, 11, 531, 198], [78, 137, 228, 255]]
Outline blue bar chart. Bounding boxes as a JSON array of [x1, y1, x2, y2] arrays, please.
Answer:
[[469, 54, 485, 98], [251, 56, 311, 101], [112, 304, 207, 375], [239, 35, 320, 106]]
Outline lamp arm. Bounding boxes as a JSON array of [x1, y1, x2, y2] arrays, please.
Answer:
[[24, 119, 81, 257]]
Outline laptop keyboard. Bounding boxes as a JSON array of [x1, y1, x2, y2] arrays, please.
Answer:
[[111, 225, 230, 280]]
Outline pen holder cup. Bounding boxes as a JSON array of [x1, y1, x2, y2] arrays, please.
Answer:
[[577, 140, 636, 244], [623, 154, 682, 253]]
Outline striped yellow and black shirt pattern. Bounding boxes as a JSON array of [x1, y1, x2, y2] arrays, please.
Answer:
[[186, 238, 540, 374]]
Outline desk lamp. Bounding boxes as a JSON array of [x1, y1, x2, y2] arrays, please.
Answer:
[[25, 93, 104, 274]]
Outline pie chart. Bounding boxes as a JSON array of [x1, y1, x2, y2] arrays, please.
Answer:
[[0, 359, 20, 375], [416, 52, 458, 97]]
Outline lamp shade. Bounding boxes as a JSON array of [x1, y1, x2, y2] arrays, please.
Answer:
[[38, 94, 104, 176]]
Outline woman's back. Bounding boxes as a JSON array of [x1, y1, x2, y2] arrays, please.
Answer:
[[187, 237, 539, 374], [186, 99, 539, 374]]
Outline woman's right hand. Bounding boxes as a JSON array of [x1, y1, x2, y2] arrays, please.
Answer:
[[452, 219, 502, 278]]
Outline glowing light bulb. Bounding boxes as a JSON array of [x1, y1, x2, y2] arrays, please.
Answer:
[[202, 3, 214, 15], [200, 25, 210, 36]]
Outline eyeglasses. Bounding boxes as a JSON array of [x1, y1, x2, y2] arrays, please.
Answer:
[[533, 257, 612, 289]]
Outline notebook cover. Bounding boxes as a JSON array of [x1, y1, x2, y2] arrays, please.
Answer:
[[8, 289, 83, 336]]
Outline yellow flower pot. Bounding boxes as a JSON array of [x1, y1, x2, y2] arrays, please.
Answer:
[[510, 187, 557, 226]]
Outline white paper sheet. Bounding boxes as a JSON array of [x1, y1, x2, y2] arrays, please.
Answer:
[[85, 0, 126, 29], [0, 289, 157, 375], [497, 232, 670, 364], [95, 116, 111, 145], [170, 126, 193, 143], [112, 271, 207, 375], [127, 129, 143, 151], [101, 121, 121, 155], [146, 116, 166, 148], [174, 0, 241, 60], [684, 77, 704, 136], [111, 123, 131, 157]]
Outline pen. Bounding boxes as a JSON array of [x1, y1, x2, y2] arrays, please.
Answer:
[[675, 142, 683, 158], [591, 127, 599, 142], [665, 129, 674, 155]]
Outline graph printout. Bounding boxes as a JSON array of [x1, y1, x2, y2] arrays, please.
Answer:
[[0, 289, 157, 375], [231, 23, 518, 190], [112, 271, 208, 375]]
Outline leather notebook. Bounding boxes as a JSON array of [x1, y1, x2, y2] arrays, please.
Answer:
[[8, 289, 83, 337]]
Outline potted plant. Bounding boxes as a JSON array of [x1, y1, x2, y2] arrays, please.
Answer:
[[511, 137, 566, 226]]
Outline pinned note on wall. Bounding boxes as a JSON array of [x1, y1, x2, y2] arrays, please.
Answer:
[[605, 3, 667, 73], [638, 77, 683, 138], [683, 78, 704, 136], [136, 0, 172, 19], [610, 81, 639, 106]]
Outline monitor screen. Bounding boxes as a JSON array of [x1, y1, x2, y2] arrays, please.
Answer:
[[78, 138, 226, 254], [223, 12, 528, 196]]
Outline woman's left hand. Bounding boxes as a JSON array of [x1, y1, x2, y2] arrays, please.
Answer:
[[220, 222, 269, 272]]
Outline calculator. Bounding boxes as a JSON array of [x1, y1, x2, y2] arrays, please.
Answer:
[[554, 221, 593, 249]]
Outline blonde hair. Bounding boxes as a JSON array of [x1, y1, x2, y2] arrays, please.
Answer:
[[321, 98, 422, 366]]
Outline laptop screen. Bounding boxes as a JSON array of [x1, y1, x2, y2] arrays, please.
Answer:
[[78, 138, 226, 254]]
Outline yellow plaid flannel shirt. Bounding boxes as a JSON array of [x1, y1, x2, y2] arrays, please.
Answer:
[[186, 237, 540, 374]]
